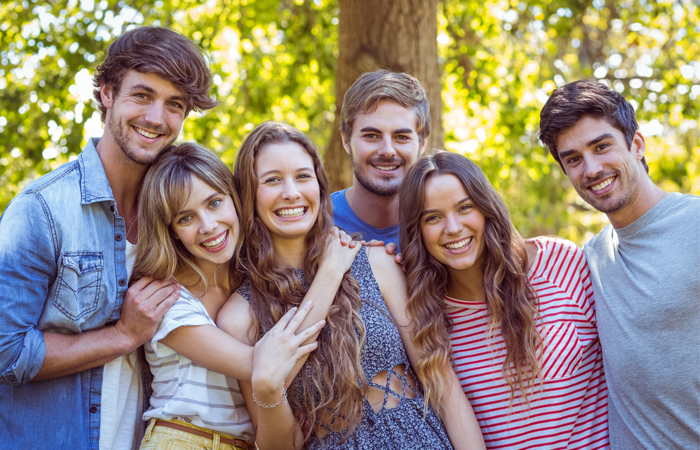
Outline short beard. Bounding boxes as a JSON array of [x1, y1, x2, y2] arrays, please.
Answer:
[[108, 113, 172, 166], [349, 145, 401, 197]]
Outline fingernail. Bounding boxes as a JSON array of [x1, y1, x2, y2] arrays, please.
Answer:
[[291, 307, 298, 312]]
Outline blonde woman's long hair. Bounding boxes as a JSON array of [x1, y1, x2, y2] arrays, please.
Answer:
[[399, 151, 542, 411], [233, 122, 367, 443], [131, 141, 243, 290]]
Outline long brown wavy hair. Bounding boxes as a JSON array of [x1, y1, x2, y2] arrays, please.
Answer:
[[233, 121, 367, 442], [398, 151, 542, 409]]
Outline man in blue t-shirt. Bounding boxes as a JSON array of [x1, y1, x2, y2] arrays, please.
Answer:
[[332, 70, 430, 250]]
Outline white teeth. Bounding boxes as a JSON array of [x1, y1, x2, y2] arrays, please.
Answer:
[[444, 237, 472, 250], [201, 231, 227, 248], [374, 165, 397, 171], [135, 127, 159, 139], [591, 177, 614, 191], [276, 207, 305, 218]]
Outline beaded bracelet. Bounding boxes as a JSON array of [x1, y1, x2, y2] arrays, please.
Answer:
[[252, 387, 288, 408]]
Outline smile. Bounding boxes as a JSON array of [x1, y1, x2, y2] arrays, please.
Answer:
[[200, 230, 228, 249], [590, 176, 615, 191], [443, 237, 472, 250], [134, 126, 161, 139], [275, 207, 306, 218], [372, 164, 398, 171]]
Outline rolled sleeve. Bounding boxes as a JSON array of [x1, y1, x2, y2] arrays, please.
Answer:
[[0, 193, 55, 384]]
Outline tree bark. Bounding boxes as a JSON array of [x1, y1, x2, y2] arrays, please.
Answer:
[[324, 0, 443, 192]]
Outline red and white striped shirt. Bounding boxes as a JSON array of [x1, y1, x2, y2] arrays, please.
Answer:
[[447, 237, 609, 449]]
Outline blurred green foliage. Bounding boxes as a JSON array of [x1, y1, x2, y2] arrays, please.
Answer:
[[1, 0, 698, 244]]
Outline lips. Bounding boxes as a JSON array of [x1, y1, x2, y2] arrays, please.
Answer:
[[275, 207, 307, 218], [199, 230, 228, 250], [443, 237, 473, 251]]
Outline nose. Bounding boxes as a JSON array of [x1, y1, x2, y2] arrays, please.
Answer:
[[281, 178, 301, 201], [199, 212, 217, 235], [444, 214, 463, 235], [376, 135, 396, 159], [143, 101, 166, 128], [582, 154, 604, 179]]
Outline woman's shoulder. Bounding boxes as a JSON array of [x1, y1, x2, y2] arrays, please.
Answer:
[[527, 236, 587, 285], [234, 278, 252, 302]]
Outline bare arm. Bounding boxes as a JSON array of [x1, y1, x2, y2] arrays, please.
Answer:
[[220, 297, 320, 449], [367, 247, 486, 450], [212, 229, 360, 383]]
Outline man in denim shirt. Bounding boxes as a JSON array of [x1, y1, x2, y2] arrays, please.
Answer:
[[0, 27, 216, 449]]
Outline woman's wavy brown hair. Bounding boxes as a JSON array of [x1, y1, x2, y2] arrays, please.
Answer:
[[233, 121, 367, 442], [399, 151, 542, 409]]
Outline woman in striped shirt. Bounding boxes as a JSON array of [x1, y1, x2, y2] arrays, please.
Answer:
[[398, 151, 610, 449], [130, 142, 359, 450]]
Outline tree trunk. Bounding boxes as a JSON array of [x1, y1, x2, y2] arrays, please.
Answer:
[[324, 0, 443, 192]]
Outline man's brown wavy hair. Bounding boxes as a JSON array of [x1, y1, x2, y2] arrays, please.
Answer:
[[92, 26, 217, 122]]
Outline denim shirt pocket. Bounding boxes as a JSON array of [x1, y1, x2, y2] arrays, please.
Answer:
[[53, 252, 104, 324]]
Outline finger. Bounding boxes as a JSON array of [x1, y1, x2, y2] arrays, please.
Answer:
[[153, 286, 181, 317], [271, 306, 299, 331], [297, 341, 319, 356], [295, 320, 325, 343], [384, 242, 398, 255], [285, 301, 314, 333], [362, 239, 385, 247], [395, 252, 403, 265], [139, 282, 180, 310]]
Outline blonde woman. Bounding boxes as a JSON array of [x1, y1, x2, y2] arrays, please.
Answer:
[[131, 142, 358, 449]]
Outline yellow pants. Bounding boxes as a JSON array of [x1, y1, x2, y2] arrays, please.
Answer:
[[140, 418, 252, 450]]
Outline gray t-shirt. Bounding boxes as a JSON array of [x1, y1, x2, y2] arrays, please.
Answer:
[[584, 192, 700, 449]]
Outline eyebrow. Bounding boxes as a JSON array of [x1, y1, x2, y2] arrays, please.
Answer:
[[127, 84, 186, 102], [257, 167, 315, 178], [420, 196, 471, 217], [558, 133, 615, 160], [359, 126, 416, 135]]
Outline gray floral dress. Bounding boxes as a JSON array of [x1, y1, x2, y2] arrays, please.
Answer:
[[237, 248, 453, 449]]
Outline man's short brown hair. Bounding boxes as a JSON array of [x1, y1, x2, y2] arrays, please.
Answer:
[[539, 80, 647, 173], [340, 70, 430, 145], [92, 26, 216, 122]]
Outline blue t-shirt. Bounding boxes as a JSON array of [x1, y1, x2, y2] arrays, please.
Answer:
[[331, 188, 400, 251]]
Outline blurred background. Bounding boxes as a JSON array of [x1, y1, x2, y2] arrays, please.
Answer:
[[1, 0, 698, 244]]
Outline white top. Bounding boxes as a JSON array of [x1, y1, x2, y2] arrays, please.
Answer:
[[142, 287, 254, 441], [100, 241, 144, 450]]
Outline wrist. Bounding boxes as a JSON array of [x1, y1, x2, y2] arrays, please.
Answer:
[[251, 380, 286, 405], [316, 263, 345, 283], [110, 323, 141, 354]]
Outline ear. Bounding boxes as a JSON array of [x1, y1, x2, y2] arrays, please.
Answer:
[[341, 133, 351, 155], [100, 83, 114, 109], [418, 136, 429, 156], [631, 130, 646, 161]]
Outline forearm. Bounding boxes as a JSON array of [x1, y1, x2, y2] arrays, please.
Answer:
[[295, 265, 343, 341], [441, 368, 485, 450], [33, 326, 135, 381], [242, 381, 305, 450]]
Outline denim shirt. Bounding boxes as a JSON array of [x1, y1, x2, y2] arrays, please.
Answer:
[[0, 138, 130, 449]]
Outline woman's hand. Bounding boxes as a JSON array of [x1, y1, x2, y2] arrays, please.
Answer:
[[318, 227, 362, 276], [251, 302, 325, 403]]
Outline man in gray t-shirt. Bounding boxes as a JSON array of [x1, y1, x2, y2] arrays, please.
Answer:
[[539, 80, 700, 449]]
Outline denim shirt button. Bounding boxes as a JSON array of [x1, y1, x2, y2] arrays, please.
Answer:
[[89, 406, 97, 413], [119, 279, 126, 287], [115, 234, 122, 241]]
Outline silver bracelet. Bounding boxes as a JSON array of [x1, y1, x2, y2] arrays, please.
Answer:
[[252, 387, 288, 408]]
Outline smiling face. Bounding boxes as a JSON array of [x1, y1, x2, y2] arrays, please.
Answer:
[[102, 70, 186, 165], [254, 142, 320, 245], [420, 174, 486, 278], [556, 116, 646, 216], [343, 100, 426, 197], [171, 176, 240, 272]]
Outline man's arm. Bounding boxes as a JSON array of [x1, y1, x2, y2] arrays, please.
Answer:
[[0, 195, 179, 384]]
